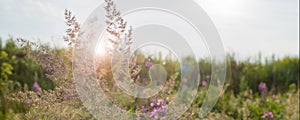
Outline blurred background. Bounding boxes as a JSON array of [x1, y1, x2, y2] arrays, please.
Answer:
[[0, 0, 299, 119]]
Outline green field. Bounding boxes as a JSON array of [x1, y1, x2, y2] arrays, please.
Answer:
[[0, 38, 299, 120]]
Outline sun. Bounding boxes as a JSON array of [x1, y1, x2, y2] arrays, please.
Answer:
[[95, 43, 107, 57]]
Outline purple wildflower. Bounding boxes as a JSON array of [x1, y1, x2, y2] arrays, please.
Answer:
[[262, 114, 267, 119], [157, 99, 166, 106], [145, 61, 153, 68], [262, 112, 274, 119], [262, 112, 268, 119], [150, 102, 155, 107], [272, 95, 276, 99], [268, 112, 274, 119], [157, 99, 162, 105], [259, 82, 267, 91], [143, 98, 168, 120], [150, 111, 156, 118], [142, 106, 148, 113], [202, 80, 208, 87], [32, 82, 41, 93], [155, 107, 161, 112], [279, 99, 284, 104]]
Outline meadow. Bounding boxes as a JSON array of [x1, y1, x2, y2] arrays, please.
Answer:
[[0, 0, 299, 119], [0, 38, 298, 119]]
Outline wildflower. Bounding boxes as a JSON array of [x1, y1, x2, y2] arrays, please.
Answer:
[[262, 112, 274, 119], [262, 114, 267, 119], [143, 98, 168, 120], [145, 61, 153, 68], [259, 82, 267, 91], [202, 80, 208, 87], [150, 102, 155, 107], [262, 112, 268, 119], [279, 99, 284, 104], [150, 111, 156, 118], [268, 112, 274, 119], [32, 82, 41, 93], [142, 106, 148, 113], [157, 99, 166, 106], [155, 107, 161, 112], [272, 95, 276, 99]]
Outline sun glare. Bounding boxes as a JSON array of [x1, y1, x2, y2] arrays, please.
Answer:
[[95, 43, 106, 57]]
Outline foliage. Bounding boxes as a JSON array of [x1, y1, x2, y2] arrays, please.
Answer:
[[222, 54, 298, 94], [1, 38, 55, 91], [3, 39, 298, 119], [0, 38, 57, 119]]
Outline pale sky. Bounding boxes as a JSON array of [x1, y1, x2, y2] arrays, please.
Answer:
[[0, 0, 299, 58]]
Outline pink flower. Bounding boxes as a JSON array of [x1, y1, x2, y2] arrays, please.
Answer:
[[150, 111, 156, 118], [262, 112, 274, 119], [150, 102, 155, 107], [279, 99, 284, 103], [268, 112, 274, 119], [259, 82, 267, 91], [143, 98, 168, 119], [32, 82, 41, 93], [145, 61, 153, 68], [157, 99, 166, 106], [142, 106, 148, 113], [262, 114, 267, 119], [202, 80, 208, 87]]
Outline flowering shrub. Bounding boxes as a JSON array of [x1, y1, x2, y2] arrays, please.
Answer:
[[142, 98, 168, 120], [262, 112, 274, 119], [32, 82, 41, 93], [145, 61, 153, 68], [259, 82, 267, 91]]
